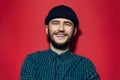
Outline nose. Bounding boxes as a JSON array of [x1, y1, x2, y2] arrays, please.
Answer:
[[58, 24, 65, 32]]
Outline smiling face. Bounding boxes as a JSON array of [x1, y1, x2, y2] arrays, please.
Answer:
[[46, 18, 77, 50]]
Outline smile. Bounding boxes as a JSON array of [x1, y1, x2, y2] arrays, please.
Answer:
[[55, 33, 67, 40]]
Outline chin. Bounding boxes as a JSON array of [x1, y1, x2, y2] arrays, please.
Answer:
[[54, 41, 67, 44]]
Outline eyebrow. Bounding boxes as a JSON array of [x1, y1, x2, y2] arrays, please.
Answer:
[[50, 20, 73, 25], [50, 20, 59, 23]]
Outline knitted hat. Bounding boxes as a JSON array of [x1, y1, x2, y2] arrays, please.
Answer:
[[45, 5, 79, 27]]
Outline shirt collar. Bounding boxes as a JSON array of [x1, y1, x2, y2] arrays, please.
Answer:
[[48, 49, 71, 60]]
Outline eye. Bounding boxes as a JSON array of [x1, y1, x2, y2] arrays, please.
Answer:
[[51, 21, 59, 25], [64, 22, 73, 27]]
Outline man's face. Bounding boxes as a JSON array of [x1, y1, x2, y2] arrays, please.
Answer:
[[46, 18, 77, 49]]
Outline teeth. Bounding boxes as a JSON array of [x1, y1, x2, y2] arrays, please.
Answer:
[[57, 34, 64, 36]]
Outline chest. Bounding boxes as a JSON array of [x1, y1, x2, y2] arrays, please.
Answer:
[[32, 58, 84, 80]]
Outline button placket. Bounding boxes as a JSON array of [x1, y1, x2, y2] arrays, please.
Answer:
[[55, 56, 62, 80]]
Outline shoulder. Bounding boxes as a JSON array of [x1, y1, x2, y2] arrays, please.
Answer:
[[70, 52, 90, 61], [23, 50, 49, 63], [28, 50, 49, 57], [71, 52, 96, 69]]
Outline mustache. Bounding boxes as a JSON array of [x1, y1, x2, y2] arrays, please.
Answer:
[[53, 31, 68, 36]]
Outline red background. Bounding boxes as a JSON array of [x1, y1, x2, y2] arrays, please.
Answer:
[[0, 0, 120, 80]]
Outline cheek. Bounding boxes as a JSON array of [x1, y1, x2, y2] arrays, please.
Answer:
[[65, 28, 74, 35], [48, 28, 56, 37], [49, 26, 58, 32]]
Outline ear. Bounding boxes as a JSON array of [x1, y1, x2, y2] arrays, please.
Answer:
[[46, 25, 48, 34], [73, 27, 77, 36]]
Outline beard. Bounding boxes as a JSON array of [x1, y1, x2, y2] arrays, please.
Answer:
[[47, 28, 75, 50]]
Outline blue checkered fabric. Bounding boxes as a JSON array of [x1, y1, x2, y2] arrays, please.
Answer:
[[20, 49, 100, 80]]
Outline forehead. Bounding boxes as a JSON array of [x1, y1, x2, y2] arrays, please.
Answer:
[[49, 18, 73, 23]]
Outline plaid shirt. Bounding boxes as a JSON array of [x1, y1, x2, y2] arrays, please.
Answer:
[[20, 49, 100, 80]]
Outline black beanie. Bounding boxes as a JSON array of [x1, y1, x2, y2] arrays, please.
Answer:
[[45, 5, 79, 27]]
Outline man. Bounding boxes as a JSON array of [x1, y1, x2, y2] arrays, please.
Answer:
[[20, 5, 100, 80]]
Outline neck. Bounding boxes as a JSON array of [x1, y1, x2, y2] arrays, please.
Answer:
[[50, 43, 69, 55]]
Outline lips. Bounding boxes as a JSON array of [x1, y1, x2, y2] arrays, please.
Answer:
[[54, 33, 67, 39]]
